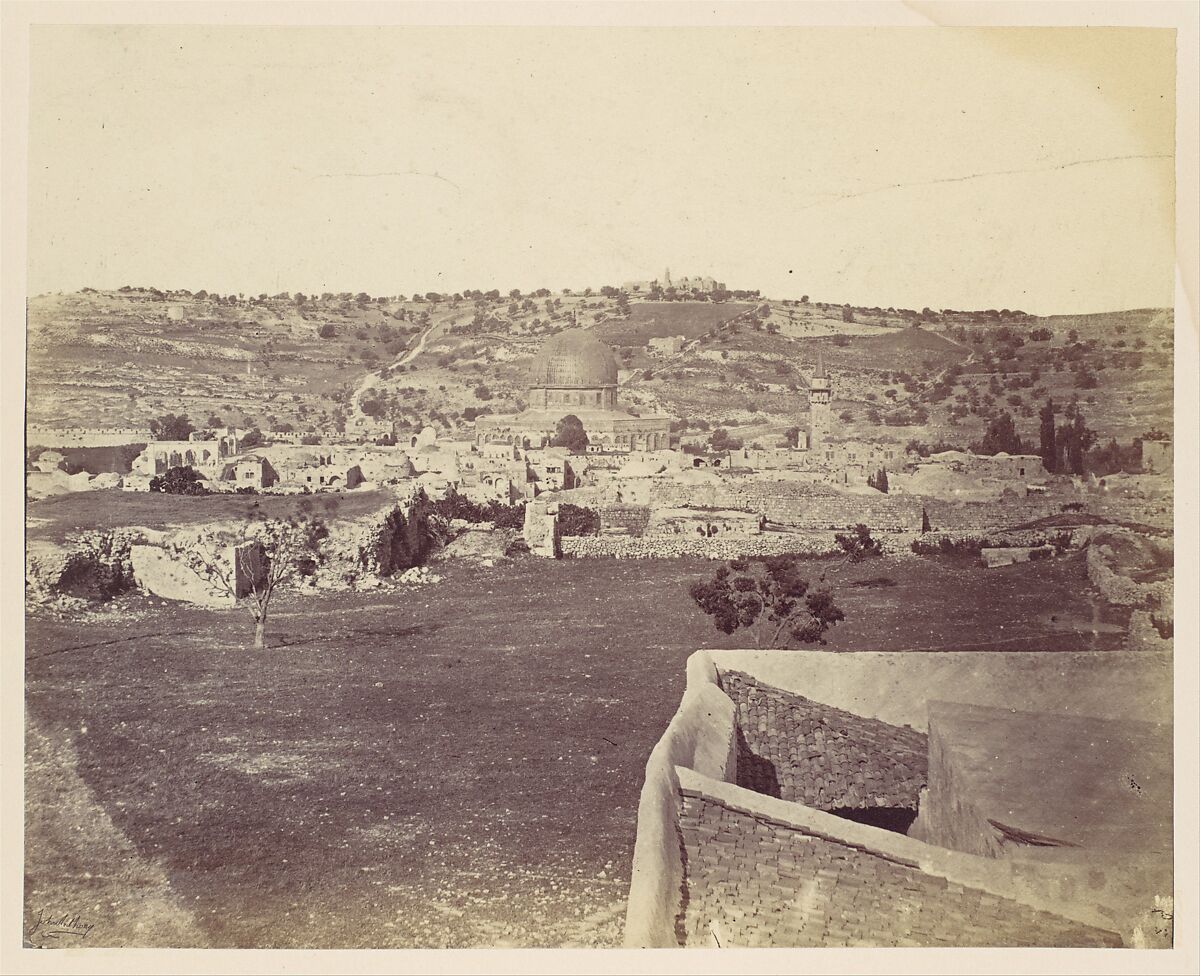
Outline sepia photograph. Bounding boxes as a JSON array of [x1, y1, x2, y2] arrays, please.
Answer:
[[4, 3, 1197, 973]]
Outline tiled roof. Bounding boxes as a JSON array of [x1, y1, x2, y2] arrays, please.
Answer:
[[721, 670, 928, 811]]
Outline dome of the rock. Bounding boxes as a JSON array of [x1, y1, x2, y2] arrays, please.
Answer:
[[527, 329, 619, 390]]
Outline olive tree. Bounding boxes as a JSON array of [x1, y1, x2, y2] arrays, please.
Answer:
[[689, 555, 845, 648]]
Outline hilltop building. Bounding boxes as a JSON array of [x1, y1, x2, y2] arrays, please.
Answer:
[[475, 328, 672, 451], [648, 335, 686, 356], [622, 268, 726, 294]]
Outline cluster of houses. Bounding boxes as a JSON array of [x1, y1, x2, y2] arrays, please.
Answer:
[[29, 328, 1158, 509]]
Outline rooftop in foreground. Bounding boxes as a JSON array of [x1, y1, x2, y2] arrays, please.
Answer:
[[626, 648, 1173, 949]]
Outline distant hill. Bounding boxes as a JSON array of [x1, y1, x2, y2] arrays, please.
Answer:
[[25, 289, 1173, 452]]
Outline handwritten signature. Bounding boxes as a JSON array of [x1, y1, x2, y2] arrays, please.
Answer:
[[27, 908, 95, 947]]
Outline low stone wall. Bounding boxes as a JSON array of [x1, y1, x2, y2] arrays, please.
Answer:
[[623, 654, 737, 949], [562, 532, 844, 560], [563, 527, 1079, 561], [928, 526, 1082, 547], [632, 480, 1081, 533]]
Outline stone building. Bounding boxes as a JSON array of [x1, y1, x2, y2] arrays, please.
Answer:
[[132, 435, 237, 478], [475, 328, 672, 451], [648, 335, 686, 356]]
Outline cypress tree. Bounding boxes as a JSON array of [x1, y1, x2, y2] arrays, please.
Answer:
[[1039, 398, 1057, 472]]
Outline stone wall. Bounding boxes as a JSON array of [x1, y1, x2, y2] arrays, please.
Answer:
[[627, 479, 1081, 533], [722, 671, 927, 811], [562, 525, 1093, 561], [598, 504, 651, 536], [27, 426, 151, 448], [676, 783, 1122, 948], [561, 532, 847, 560], [623, 654, 738, 948]]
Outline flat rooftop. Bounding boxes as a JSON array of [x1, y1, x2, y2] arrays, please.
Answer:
[[928, 700, 1172, 856]]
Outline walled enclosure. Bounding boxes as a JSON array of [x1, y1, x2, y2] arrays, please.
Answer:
[[624, 649, 1172, 949]]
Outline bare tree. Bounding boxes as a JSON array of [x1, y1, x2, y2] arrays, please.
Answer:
[[172, 515, 326, 648]]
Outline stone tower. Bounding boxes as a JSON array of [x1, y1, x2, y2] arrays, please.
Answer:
[[808, 352, 831, 450]]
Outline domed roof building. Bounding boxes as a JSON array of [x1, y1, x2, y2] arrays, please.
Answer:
[[528, 329, 619, 397], [474, 327, 672, 453]]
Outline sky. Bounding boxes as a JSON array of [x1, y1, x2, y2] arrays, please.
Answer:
[[27, 25, 1176, 315]]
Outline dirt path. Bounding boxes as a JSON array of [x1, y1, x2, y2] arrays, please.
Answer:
[[349, 311, 455, 417]]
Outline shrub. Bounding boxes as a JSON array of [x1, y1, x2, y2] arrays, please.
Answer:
[[557, 504, 599, 537], [911, 536, 986, 557], [427, 492, 525, 528], [149, 465, 209, 495], [688, 554, 846, 647], [834, 524, 882, 562]]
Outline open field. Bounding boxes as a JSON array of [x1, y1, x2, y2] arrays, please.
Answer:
[[595, 301, 752, 345], [25, 551, 1131, 948], [25, 488, 395, 543]]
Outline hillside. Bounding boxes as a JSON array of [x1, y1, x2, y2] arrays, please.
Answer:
[[594, 302, 751, 345], [26, 289, 1173, 453]]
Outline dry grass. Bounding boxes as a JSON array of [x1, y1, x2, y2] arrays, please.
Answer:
[[24, 551, 1128, 947]]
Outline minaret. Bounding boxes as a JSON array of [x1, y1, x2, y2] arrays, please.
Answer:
[[808, 351, 831, 450]]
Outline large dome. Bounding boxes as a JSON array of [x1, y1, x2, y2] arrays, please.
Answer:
[[528, 329, 619, 389]]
